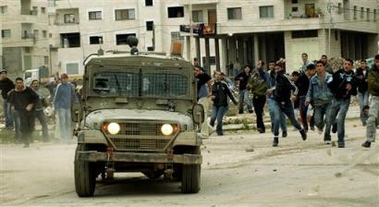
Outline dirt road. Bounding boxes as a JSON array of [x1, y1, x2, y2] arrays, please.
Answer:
[[1, 120, 378, 207]]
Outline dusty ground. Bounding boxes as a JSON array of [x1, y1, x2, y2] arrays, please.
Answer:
[[0, 119, 378, 207]]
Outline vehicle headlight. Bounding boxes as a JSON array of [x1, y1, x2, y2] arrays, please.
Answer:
[[107, 122, 120, 134], [161, 124, 174, 136]]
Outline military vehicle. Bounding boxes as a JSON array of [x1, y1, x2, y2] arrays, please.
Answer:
[[73, 36, 204, 197]]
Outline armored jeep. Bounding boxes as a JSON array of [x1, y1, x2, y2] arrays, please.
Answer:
[[73, 43, 204, 197]]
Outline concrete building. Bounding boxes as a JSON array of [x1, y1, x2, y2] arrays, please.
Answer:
[[1, 0, 378, 76], [1, 0, 49, 75]]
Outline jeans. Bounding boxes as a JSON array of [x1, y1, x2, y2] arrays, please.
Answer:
[[56, 108, 73, 142], [3, 100, 14, 128], [18, 110, 35, 146], [253, 95, 266, 131], [314, 103, 332, 140], [329, 98, 350, 144], [35, 110, 49, 142], [358, 91, 369, 124], [366, 96, 379, 142], [13, 110, 21, 142], [268, 98, 287, 133], [210, 105, 228, 135], [238, 89, 252, 113], [272, 100, 301, 137], [198, 97, 212, 136], [299, 96, 309, 131]]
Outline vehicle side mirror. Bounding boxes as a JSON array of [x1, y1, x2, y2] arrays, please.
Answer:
[[192, 104, 204, 124], [71, 102, 83, 122]]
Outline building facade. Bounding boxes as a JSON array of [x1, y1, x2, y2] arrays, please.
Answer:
[[1, 0, 378, 76], [0, 0, 49, 75]]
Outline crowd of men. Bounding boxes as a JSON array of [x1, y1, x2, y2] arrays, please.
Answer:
[[1, 54, 378, 149], [0, 72, 78, 148], [194, 53, 379, 148]]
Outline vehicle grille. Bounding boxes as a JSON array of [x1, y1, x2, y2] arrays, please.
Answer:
[[104, 122, 177, 151]]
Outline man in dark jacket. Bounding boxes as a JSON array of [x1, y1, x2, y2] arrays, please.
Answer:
[[355, 59, 369, 126], [271, 63, 307, 147], [248, 60, 268, 133], [9, 77, 39, 148], [327, 58, 357, 148], [0, 69, 15, 130], [294, 63, 316, 132], [362, 54, 379, 148], [235, 65, 253, 114], [210, 71, 238, 136]]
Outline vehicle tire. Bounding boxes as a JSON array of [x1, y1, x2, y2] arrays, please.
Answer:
[[181, 164, 201, 193], [74, 144, 96, 197]]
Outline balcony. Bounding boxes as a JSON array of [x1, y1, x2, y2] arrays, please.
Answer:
[[179, 0, 219, 5]]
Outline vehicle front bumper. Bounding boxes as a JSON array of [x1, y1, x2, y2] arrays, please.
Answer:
[[77, 151, 202, 165]]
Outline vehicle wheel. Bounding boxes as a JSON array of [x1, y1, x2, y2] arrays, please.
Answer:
[[74, 144, 96, 197], [181, 164, 201, 193]]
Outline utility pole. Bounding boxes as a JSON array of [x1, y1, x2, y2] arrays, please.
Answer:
[[327, 0, 333, 57], [189, 0, 193, 63]]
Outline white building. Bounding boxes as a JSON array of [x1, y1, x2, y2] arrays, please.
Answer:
[[0, 0, 49, 74], [1, 0, 378, 76]]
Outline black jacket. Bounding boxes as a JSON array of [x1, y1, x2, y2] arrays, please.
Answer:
[[274, 73, 298, 103], [0, 77, 15, 100], [327, 69, 357, 99], [355, 67, 368, 93], [211, 81, 237, 107], [234, 71, 250, 90]]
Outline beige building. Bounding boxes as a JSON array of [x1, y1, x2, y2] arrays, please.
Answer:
[[0, 0, 49, 75], [1, 0, 378, 76]]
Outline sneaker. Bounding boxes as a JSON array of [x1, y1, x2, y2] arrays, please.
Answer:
[[337, 142, 345, 148], [282, 131, 287, 138], [317, 128, 323, 135], [257, 128, 265, 133], [217, 133, 224, 136], [248, 109, 254, 113], [361, 141, 371, 148], [310, 126, 315, 131], [300, 129, 307, 141], [272, 137, 279, 147], [332, 123, 337, 134], [324, 140, 331, 145]]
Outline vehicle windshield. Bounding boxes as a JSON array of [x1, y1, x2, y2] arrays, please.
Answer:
[[91, 71, 189, 98]]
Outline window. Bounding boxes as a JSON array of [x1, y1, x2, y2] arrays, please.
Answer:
[[115, 9, 135, 20], [89, 11, 102, 20], [49, 33, 53, 38], [89, 36, 103, 44], [66, 63, 79, 75], [145, 0, 153, 6], [291, 30, 318, 38], [192, 10, 203, 22], [337, 3, 342, 14], [227, 7, 242, 20], [116, 33, 136, 45], [374, 9, 377, 22], [1, 29, 11, 38], [64, 14, 75, 23], [291, 0, 298, 3], [146, 21, 154, 31], [44, 56, 49, 65], [41, 7, 46, 14], [42, 30, 47, 38], [259, 6, 274, 18], [366, 8, 370, 21], [31, 6, 38, 15], [168, 6, 184, 18], [171, 31, 184, 41], [25, 47, 31, 53], [353, 6, 357, 19], [34, 30, 39, 39], [0, 6, 7, 14], [61, 33, 81, 48], [360, 7, 364, 19]]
